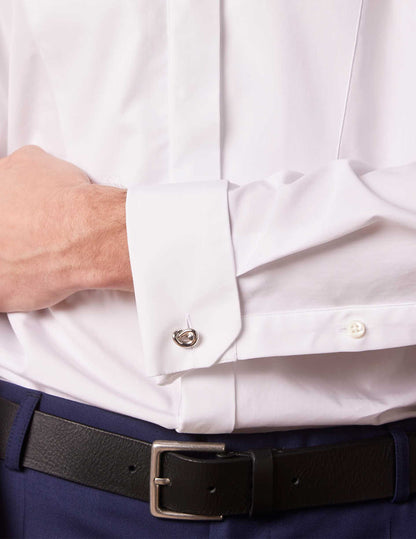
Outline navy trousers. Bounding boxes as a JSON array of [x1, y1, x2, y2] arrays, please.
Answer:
[[1, 379, 416, 539]]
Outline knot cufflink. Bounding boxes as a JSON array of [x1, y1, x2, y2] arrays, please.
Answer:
[[172, 328, 199, 348]]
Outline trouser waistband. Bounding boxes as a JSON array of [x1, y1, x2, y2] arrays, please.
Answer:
[[1, 380, 415, 520]]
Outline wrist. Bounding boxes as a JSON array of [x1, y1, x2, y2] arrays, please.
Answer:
[[70, 184, 133, 293]]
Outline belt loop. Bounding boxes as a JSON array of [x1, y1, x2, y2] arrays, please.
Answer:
[[248, 448, 274, 516], [388, 426, 410, 504], [5, 390, 41, 472]]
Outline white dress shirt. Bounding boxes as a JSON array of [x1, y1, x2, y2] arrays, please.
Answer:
[[1, 0, 416, 433]]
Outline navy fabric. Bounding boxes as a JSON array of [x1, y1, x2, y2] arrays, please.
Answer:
[[1, 379, 416, 538], [389, 427, 411, 504], [5, 390, 41, 472]]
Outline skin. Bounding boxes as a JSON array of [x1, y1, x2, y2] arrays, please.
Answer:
[[0, 145, 133, 312]]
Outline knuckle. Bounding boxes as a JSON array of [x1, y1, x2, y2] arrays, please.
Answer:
[[19, 144, 43, 153], [10, 145, 44, 160]]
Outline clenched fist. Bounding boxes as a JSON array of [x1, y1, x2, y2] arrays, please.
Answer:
[[0, 145, 132, 312]]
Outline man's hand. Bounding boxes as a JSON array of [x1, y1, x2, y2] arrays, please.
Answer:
[[0, 145, 133, 312]]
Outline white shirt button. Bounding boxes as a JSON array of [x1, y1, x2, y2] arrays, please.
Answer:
[[347, 320, 366, 339]]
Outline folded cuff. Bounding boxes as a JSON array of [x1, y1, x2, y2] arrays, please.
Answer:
[[126, 180, 241, 382]]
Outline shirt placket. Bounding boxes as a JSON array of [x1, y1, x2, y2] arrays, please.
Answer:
[[167, 0, 236, 433]]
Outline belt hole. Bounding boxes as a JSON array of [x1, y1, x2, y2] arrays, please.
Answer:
[[128, 464, 137, 473], [291, 477, 300, 487], [208, 486, 216, 494]]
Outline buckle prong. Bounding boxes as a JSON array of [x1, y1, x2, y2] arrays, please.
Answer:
[[150, 440, 225, 520], [154, 477, 171, 486]]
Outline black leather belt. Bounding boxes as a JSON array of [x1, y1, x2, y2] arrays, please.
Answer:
[[1, 396, 415, 520]]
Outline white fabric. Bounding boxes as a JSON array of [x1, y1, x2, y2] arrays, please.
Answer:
[[1, 0, 416, 433]]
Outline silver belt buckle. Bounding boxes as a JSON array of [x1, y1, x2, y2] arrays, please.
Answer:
[[150, 440, 226, 520]]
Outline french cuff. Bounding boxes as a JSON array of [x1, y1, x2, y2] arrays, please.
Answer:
[[126, 180, 241, 383]]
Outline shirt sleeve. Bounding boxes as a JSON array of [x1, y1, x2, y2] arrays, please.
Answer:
[[126, 159, 416, 383]]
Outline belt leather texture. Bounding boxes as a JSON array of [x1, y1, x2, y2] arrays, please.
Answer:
[[1, 396, 415, 518]]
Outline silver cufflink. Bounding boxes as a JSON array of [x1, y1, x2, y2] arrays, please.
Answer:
[[172, 328, 199, 348]]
